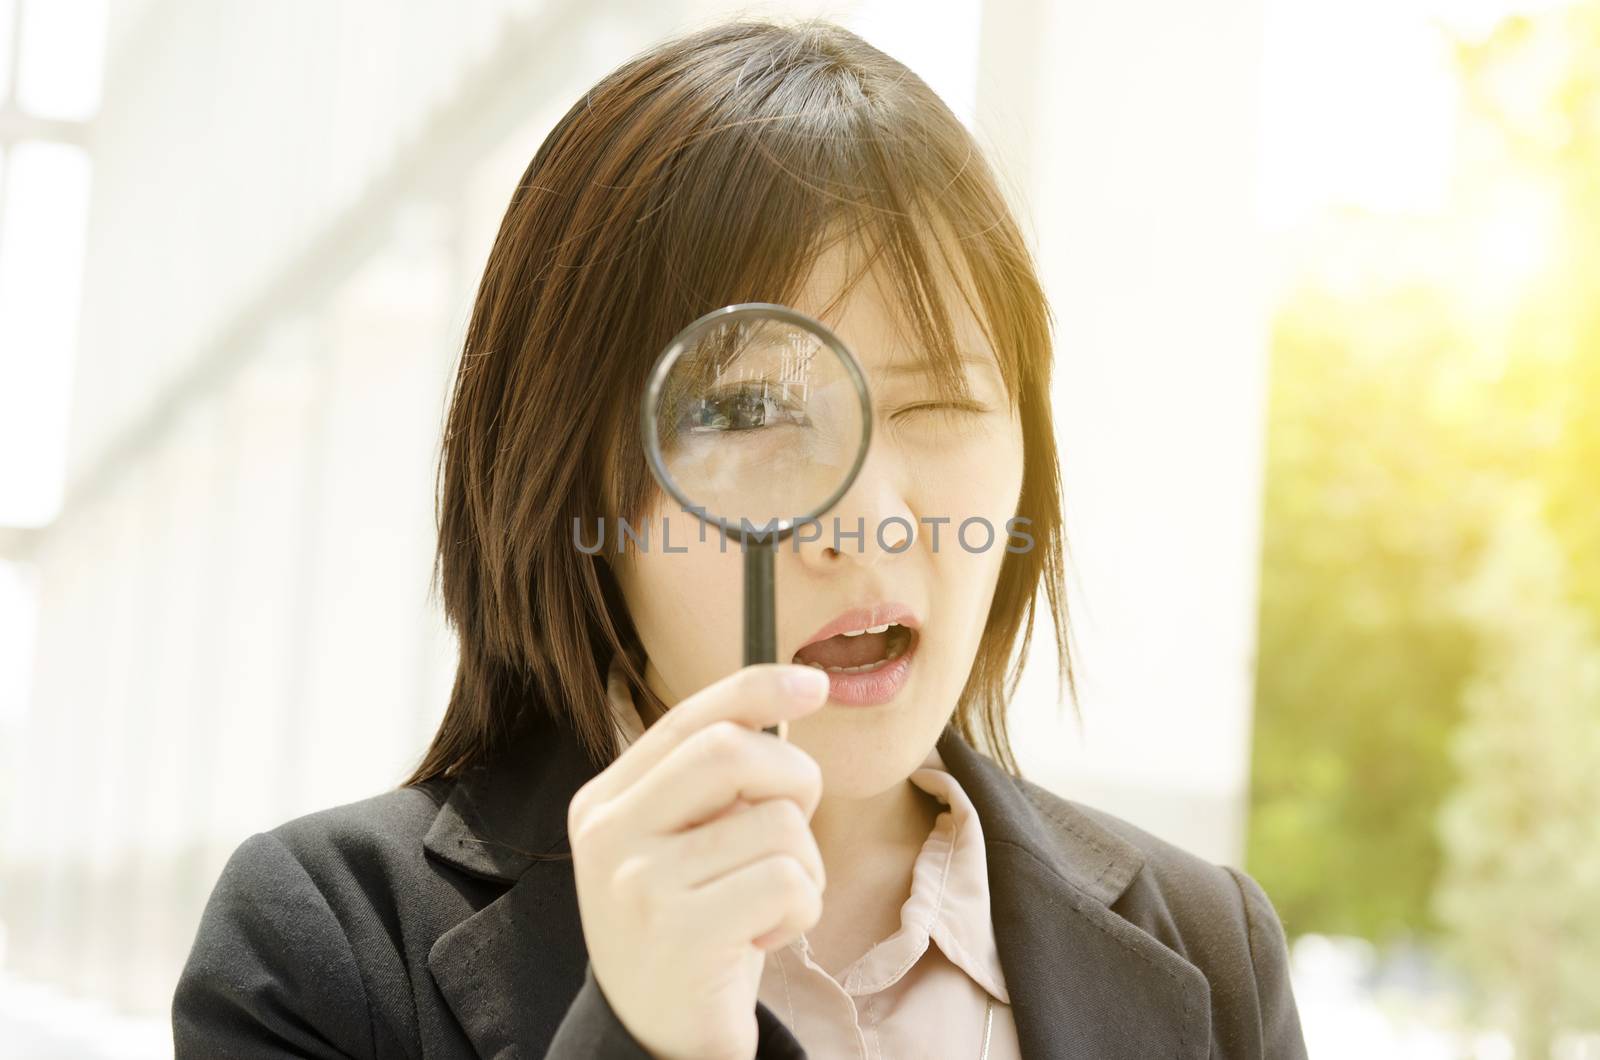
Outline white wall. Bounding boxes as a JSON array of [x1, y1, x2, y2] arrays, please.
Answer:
[[987, 0, 1270, 865]]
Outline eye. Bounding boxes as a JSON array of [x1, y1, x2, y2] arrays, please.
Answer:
[[678, 385, 810, 434], [894, 401, 991, 420]]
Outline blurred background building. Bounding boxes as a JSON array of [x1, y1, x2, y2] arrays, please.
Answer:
[[0, 0, 1595, 1057]]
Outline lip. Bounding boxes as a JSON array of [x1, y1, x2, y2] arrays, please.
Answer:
[[815, 634, 919, 706], [795, 602, 922, 651], [792, 602, 922, 708]]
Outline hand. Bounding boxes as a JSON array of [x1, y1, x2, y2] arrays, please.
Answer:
[[567, 663, 830, 1060]]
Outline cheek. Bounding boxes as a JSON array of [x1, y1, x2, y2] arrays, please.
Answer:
[[610, 504, 744, 699], [916, 416, 1025, 527], [920, 419, 1024, 626]]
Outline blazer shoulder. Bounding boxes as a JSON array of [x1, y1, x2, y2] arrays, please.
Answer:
[[1012, 778, 1280, 970], [175, 827, 379, 1058], [1016, 775, 1245, 903], [176, 780, 478, 1060], [1072, 793, 1246, 903], [1017, 778, 1309, 1057], [262, 778, 450, 876]]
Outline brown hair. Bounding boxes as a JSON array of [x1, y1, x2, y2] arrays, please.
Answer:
[[401, 15, 1077, 787]]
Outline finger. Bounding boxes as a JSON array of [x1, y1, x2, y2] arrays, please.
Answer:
[[614, 720, 823, 835], [578, 664, 827, 807], [650, 796, 824, 892], [681, 853, 823, 952]]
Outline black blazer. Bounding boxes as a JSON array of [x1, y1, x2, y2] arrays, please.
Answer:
[[172, 710, 1310, 1059]]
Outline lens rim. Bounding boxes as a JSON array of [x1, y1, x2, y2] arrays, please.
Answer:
[[640, 302, 873, 542]]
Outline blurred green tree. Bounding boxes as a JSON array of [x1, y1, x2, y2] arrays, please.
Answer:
[[1247, 277, 1490, 942], [1429, 8, 1600, 1053], [1246, 0, 1600, 973], [1432, 485, 1600, 1057]]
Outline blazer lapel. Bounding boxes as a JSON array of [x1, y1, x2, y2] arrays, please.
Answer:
[[938, 727, 1213, 1059], [420, 710, 1211, 1060], [423, 711, 599, 1059]]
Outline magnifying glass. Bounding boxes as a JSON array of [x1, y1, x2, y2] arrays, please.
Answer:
[[641, 303, 873, 736]]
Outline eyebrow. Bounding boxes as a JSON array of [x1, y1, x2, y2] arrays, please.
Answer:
[[876, 353, 1002, 377]]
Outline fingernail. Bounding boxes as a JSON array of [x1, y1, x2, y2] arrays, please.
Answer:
[[783, 666, 829, 701]]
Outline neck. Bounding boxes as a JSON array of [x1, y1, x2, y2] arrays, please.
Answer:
[[809, 770, 943, 887]]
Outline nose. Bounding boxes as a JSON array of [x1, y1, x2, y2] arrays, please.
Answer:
[[791, 442, 917, 569]]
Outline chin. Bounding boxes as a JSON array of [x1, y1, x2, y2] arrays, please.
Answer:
[[794, 708, 948, 800]]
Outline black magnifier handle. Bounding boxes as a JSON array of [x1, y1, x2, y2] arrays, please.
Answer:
[[743, 537, 782, 736]]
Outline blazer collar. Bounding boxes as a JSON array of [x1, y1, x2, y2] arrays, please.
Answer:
[[424, 713, 1211, 1059]]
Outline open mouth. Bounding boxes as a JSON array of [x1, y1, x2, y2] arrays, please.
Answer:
[[792, 622, 918, 674]]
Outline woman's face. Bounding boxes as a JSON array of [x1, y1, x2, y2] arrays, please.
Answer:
[[609, 241, 1025, 799]]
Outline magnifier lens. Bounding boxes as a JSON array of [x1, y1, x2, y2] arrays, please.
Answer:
[[652, 315, 866, 529]]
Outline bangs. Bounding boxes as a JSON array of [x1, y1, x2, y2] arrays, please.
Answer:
[[600, 24, 1042, 522]]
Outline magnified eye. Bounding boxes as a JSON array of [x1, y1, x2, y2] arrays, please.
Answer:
[[681, 384, 810, 433]]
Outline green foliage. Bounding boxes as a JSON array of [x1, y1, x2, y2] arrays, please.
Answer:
[[1433, 9, 1600, 1051], [1247, 2, 1600, 975], [1432, 488, 1600, 1056], [1248, 279, 1490, 943]]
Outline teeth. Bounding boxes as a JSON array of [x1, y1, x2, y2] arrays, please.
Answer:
[[800, 631, 911, 675], [803, 661, 879, 674], [841, 622, 894, 638]]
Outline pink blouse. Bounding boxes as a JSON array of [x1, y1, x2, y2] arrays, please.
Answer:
[[606, 662, 1020, 1059]]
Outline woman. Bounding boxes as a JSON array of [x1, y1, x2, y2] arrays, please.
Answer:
[[172, 17, 1308, 1060]]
